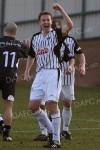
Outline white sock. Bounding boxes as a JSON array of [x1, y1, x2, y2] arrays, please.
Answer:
[[38, 110, 48, 136], [51, 113, 61, 142], [34, 109, 52, 133], [62, 107, 72, 131]]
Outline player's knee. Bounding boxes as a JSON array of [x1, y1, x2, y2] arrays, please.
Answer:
[[47, 101, 59, 114], [28, 102, 39, 113], [28, 103, 33, 112], [63, 100, 72, 108]]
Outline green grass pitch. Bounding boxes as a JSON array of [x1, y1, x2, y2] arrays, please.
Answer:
[[0, 82, 100, 150]]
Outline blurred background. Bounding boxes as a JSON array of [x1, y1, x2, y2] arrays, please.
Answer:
[[0, 0, 100, 86]]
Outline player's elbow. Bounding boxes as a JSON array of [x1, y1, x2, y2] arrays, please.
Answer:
[[68, 21, 73, 30], [62, 23, 73, 35]]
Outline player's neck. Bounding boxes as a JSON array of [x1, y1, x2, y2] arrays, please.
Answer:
[[42, 28, 52, 36], [4, 33, 16, 38]]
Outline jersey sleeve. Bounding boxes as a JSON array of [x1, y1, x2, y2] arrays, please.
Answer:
[[28, 36, 36, 58], [73, 38, 83, 54]]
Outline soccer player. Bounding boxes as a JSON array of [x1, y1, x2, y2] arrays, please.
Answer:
[[0, 22, 29, 141], [61, 36, 85, 140], [24, 3, 73, 148], [33, 19, 85, 141], [53, 19, 86, 139]]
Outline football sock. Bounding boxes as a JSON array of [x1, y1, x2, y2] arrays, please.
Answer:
[[3, 125, 11, 137], [34, 109, 52, 133], [51, 113, 61, 142], [38, 110, 48, 136], [0, 118, 4, 133], [62, 106, 72, 131]]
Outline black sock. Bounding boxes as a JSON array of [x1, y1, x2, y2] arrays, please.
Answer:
[[0, 120, 4, 126], [3, 125, 11, 137], [0, 120, 4, 133]]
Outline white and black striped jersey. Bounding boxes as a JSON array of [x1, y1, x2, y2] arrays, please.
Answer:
[[29, 28, 64, 72], [62, 36, 83, 85], [0, 36, 28, 78]]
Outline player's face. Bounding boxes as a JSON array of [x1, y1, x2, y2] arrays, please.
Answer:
[[39, 15, 52, 34]]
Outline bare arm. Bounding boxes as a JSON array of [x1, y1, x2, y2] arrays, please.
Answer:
[[78, 53, 86, 77], [24, 56, 35, 81], [53, 3, 73, 36]]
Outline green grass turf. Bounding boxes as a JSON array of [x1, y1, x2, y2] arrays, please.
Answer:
[[0, 82, 100, 150]]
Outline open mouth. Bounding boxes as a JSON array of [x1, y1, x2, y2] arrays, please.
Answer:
[[44, 25, 49, 29]]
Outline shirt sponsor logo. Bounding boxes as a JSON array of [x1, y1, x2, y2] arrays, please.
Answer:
[[37, 48, 48, 55], [0, 41, 21, 48]]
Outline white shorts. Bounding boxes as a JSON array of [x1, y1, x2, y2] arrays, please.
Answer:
[[30, 69, 62, 102], [60, 84, 75, 101]]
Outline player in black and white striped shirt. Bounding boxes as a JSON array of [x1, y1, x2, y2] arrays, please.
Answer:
[[51, 19, 85, 139], [61, 36, 85, 139], [34, 20, 85, 141], [24, 3, 73, 148]]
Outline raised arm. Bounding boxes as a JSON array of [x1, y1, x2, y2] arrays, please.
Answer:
[[53, 3, 73, 36]]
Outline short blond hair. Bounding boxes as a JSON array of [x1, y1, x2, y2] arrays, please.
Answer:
[[4, 22, 18, 35]]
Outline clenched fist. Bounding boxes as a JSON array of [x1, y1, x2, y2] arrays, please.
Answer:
[[22, 39, 30, 48], [53, 3, 62, 11], [66, 66, 73, 75]]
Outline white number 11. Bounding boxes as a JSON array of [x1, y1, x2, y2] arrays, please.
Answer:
[[3, 51, 16, 68]]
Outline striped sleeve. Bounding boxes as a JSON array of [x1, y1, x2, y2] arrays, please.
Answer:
[[73, 38, 83, 54]]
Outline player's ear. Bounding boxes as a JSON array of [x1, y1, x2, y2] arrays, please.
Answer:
[[38, 21, 41, 26]]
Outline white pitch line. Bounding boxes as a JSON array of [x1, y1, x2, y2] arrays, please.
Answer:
[[11, 119, 100, 133], [12, 131, 35, 133], [12, 128, 100, 133], [70, 128, 100, 131], [72, 119, 100, 123]]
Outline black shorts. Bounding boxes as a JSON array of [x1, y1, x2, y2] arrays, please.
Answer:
[[0, 77, 16, 101]]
